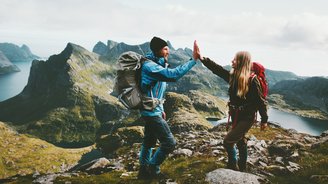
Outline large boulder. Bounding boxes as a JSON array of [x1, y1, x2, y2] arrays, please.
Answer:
[[187, 90, 228, 119], [205, 168, 267, 184], [164, 92, 213, 133], [96, 126, 144, 153], [268, 139, 302, 157]]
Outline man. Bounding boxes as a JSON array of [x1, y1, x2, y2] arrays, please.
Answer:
[[138, 36, 198, 179]]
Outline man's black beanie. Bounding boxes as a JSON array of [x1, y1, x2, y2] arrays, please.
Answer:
[[150, 36, 168, 54]]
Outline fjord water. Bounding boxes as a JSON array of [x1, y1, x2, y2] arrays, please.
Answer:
[[0, 61, 32, 102], [213, 108, 328, 136], [1, 63, 327, 136]]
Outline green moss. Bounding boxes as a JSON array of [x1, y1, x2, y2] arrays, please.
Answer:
[[26, 103, 100, 146], [0, 122, 92, 179], [56, 171, 158, 184], [56, 172, 128, 184], [248, 125, 289, 141], [161, 156, 223, 184], [164, 92, 213, 133]]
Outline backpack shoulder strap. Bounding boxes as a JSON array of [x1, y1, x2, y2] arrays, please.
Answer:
[[249, 72, 257, 83]]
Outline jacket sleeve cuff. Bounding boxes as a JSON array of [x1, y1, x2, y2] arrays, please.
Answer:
[[189, 59, 197, 66]]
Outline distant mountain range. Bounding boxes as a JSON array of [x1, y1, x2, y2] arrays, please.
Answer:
[[271, 77, 328, 114], [0, 43, 39, 74], [92, 40, 302, 96]]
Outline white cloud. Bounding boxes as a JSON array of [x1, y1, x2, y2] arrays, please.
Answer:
[[273, 13, 328, 50], [1, 0, 328, 76]]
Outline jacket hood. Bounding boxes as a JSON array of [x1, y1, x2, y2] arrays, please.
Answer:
[[145, 52, 166, 67]]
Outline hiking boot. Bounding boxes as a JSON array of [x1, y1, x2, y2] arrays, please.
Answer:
[[227, 162, 239, 171], [145, 164, 169, 181], [152, 172, 168, 180], [238, 161, 247, 172], [237, 139, 248, 172], [137, 166, 151, 180]]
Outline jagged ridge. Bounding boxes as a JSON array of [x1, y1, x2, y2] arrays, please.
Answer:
[[0, 43, 125, 147]]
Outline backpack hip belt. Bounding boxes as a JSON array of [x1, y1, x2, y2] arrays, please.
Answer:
[[226, 102, 251, 130]]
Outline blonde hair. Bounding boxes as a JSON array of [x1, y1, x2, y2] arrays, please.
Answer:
[[229, 51, 252, 99]]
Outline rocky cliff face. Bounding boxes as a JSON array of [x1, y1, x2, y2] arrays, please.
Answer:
[[0, 43, 126, 147], [0, 51, 20, 74], [0, 43, 39, 62]]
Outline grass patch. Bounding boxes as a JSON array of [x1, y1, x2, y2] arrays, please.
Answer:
[[55, 172, 128, 184], [161, 156, 224, 184], [0, 122, 92, 179], [248, 124, 289, 141]]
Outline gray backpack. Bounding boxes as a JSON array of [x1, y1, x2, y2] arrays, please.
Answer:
[[113, 51, 163, 110]]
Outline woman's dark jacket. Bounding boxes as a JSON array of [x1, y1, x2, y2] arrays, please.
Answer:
[[201, 57, 268, 123]]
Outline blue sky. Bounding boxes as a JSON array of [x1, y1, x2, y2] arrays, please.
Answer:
[[1, 0, 328, 76]]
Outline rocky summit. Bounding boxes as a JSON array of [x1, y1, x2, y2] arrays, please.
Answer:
[[3, 121, 327, 183]]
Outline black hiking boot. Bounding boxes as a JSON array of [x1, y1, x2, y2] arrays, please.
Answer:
[[227, 162, 239, 171], [238, 160, 247, 172], [146, 164, 169, 181], [153, 172, 168, 179], [137, 165, 151, 180]]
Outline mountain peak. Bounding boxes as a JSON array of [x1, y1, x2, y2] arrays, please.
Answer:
[[21, 44, 31, 53], [63, 42, 86, 54], [167, 41, 175, 50], [58, 42, 99, 62], [107, 40, 118, 50], [0, 42, 39, 62]]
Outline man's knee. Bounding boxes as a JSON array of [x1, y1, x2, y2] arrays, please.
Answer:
[[143, 138, 157, 148], [161, 138, 176, 153]]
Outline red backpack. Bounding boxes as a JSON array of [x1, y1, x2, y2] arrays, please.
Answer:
[[227, 62, 268, 130], [251, 62, 268, 98]]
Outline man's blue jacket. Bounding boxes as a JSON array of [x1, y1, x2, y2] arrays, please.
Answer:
[[140, 52, 196, 117]]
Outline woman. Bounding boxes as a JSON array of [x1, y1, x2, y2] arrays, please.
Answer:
[[194, 42, 268, 172]]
